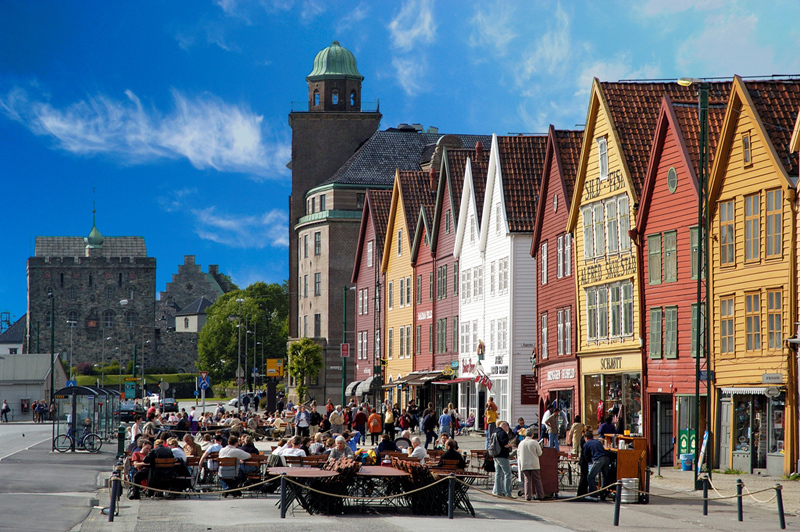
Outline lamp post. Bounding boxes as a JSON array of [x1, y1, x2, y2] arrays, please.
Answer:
[[102, 335, 111, 387], [141, 339, 150, 401], [257, 340, 264, 388], [66, 320, 77, 381], [114, 345, 122, 395], [236, 298, 245, 412], [48, 292, 55, 404], [678, 76, 710, 490]]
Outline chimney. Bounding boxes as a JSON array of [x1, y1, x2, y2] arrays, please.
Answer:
[[429, 168, 437, 192], [208, 265, 219, 275], [475, 141, 484, 157]]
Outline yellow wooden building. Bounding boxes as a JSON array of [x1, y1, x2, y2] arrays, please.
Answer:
[[708, 76, 799, 476], [381, 169, 434, 406]]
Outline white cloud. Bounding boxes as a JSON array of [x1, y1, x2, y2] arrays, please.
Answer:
[[575, 54, 661, 96], [300, 0, 326, 23], [336, 2, 369, 32], [157, 187, 198, 213], [516, 3, 572, 83], [192, 207, 288, 248], [0, 86, 290, 179], [636, 0, 726, 17], [388, 0, 436, 51], [392, 57, 428, 96], [468, 3, 518, 57]]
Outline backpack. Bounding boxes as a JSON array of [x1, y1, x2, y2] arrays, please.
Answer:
[[487, 431, 502, 457]]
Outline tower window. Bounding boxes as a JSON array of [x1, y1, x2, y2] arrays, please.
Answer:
[[184, 317, 189, 329], [332, 90, 339, 105], [314, 89, 319, 106], [350, 90, 356, 107]]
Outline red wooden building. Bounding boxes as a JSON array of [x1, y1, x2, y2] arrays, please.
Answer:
[[531, 127, 583, 430]]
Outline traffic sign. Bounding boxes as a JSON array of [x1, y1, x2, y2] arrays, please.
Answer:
[[199, 371, 209, 380], [199, 380, 209, 391], [236, 366, 244, 378], [236, 377, 245, 386], [66, 380, 77, 387], [340, 343, 350, 358], [125, 377, 139, 382], [159, 381, 170, 392]]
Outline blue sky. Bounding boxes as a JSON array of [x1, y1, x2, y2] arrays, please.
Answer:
[[2, 0, 799, 323]]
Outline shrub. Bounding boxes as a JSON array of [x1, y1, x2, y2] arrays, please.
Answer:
[[76, 362, 96, 376]]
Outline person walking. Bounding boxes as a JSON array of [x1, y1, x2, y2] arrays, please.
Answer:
[[329, 405, 344, 435], [367, 409, 382, 446], [1, 399, 10, 423], [383, 405, 395, 440], [492, 421, 514, 498], [517, 427, 545, 501], [567, 415, 585, 456], [438, 408, 453, 437], [543, 403, 560, 449], [484, 397, 498, 449], [421, 408, 438, 449]]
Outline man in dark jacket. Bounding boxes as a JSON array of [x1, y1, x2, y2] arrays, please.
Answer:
[[492, 422, 514, 498], [421, 409, 438, 449]]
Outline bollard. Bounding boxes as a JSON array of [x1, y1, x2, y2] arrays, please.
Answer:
[[280, 473, 287, 519], [116, 425, 126, 459], [108, 472, 120, 522], [702, 476, 708, 516], [448, 473, 455, 520], [775, 484, 785, 529], [613, 481, 622, 527], [736, 479, 743, 522]]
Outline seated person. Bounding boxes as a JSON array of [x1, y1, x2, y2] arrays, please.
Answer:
[[307, 433, 326, 455], [436, 438, 467, 469], [376, 433, 397, 456], [218, 435, 252, 497], [328, 436, 354, 460], [183, 434, 203, 457], [408, 437, 429, 464], [464, 412, 476, 429], [198, 434, 224, 483], [129, 439, 153, 499], [434, 433, 451, 451], [281, 436, 307, 463], [513, 418, 528, 442], [342, 430, 360, 453], [597, 415, 617, 437], [238, 434, 259, 455], [167, 437, 187, 464], [142, 438, 177, 495]]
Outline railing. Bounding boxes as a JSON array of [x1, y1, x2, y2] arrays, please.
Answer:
[[290, 100, 380, 113]]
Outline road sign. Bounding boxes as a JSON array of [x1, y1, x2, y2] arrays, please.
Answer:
[[159, 381, 169, 392], [266, 359, 284, 377], [252, 367, 258, 375], [125, 377, 139, 382], [699, 370, 715, 381], [236, 377, 245, 386], [236, 366, 244, 378], [340, 343, 350, 358], [199, 380, 209, 391], [199, 371, 209, 380], [66, 380, 77, 387]]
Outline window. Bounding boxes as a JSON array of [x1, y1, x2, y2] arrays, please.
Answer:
[[428, 324, 433, 353], [667, 167, 678, 193], [557, 236, 564, 278], [622, 282, 633, 335], [350, 90, 356, 107], [593, 203, 605, 256], [375, 329, 381, 359], [452, 316, 458, 353], [606, 199, 618, 253], [767, 289, 782, 349], [103, 310, 115, 329], [388, 281, 393, 310], [311, 197, 316, 213], [541, 242, 548, 284], [691, 303, 706, 358], [649, 308, 662, 358], [68, 310, 79, 325], [319, 194, 326, 211], [416, 325, 421, 355], [357, 332, 362, 359], [496, 203, 501, 234], [745, 293, 761, 351], [406, 276, 411, 305], [129, 286, 135, 300], [429, 272, 434, 301], [397, 230, 402, 256], [720, 200, 735, 265], [474, 267, 483, 300], [314, 273, 321, 296], [462, 269, 471, 301], [388, 328, 394, 359], [313, 89, 319, 106], [742, 131, 752, 166], [720, 296, 734, 354], [470, 216, 476, 243], [314, 232, 321, 255], [490, 262, 496, 296], [126, 311, 137, 328], [610, 284, 621, 336], [453, 261, 459, 295], [460, 321, 469, 353], [367, 241, 373, 267], [407, 325, 412, 357], [619, 196, 630, 251], [332, 89, 339, 105], [598, 287, 608, 338], [358, 289, 363, 315], [70, 286, 77, 301], [498, 318, 508, 352], [304, 235, 308, 258], [472, 320, 479, 353], [690, 227, 703, 280], [745, 194, 760, 261], [416, 275, 422, 305], [88, 274, 92, 287], [445, 210, 451, 233], [357, 193, 365, 209], [107, 286, 114, 302], [564, 233, 572, 275], [665, 306, 677, 358], [587, 289, 597, 340], [399, 326, 405, 357], [597, 137, 608, 180], [363, 332, 368, 360], [399, 278, 405, 307], [766, 189, 782, 257], [540, 313, 548, 359], [363, 289, 368, 316], [648, 234, 661, 285], [499, 258, 509, 293], [664, 231, 677, 283], [557, 309, 564, 355], [314, 314, 321, 337], [565, 308, 572, 354], [303, 275, 308, 298], [303, 315, 308, 337]]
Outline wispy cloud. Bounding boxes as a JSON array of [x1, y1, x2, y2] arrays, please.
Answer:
[[575, 54, 661, 96], [157, 187, 198, 213], [300, 0, 326, 23], [517, 4, 572, 82], [388, 0, 436, 51], [468, 3, 518, 57], [392, 57, 429, 96], [636, 0, 726, 17], [192, 207, 288, 248], [336, 2, 369, 32], [0, 85, 290, 179]]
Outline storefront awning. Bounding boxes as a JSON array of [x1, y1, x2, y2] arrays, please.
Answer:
[[721, 387, 770, 395], [402, 371, 444, 385], [345, 380, 361, 396], [432, 377, 474, 385], [355, 376, 375, 396]]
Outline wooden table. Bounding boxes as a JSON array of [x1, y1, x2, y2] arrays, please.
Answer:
[[268, 467, 340, 514], [351, 466, 411, 509]]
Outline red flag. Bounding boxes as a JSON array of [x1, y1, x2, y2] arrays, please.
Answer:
[[485, 376, 493, 391], [481, 375, 488, 387], [474, 374, 481, 383]]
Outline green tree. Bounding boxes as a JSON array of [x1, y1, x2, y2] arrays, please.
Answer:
[[197, 281, 289, 383], [287, 338, 323, 402]]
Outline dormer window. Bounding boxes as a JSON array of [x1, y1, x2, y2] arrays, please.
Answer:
[[332, 90, 339, 105], [597, 136, 608, 180]]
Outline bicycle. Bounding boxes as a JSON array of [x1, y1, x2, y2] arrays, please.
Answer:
[[54, 425, 102, 453]]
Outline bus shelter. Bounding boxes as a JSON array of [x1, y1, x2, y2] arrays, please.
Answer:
[[87, 386, 120, 440], [52, 386, 102, 452]]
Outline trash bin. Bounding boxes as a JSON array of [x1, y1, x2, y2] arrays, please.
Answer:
[[680, 453, 694, 471]]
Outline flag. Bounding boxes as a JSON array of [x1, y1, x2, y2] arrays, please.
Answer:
[[474, 374, 481, 383], [486, 377, 493, 391]]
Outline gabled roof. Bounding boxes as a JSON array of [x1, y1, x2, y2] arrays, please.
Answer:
[[176, 296, 214, 317], [351, 189, 392, 284], [494, 135, 549, 233], [789, 107, 800, 154], [0, 353, 62, 382], [710, 77, 800, 203], [532, 127, 583, 255], [0, 314, 26, 344], [381, 170, 436, 272], [321, 130, 491, 187], [411, 204, 435, 265], [453, 154, 489, 258]]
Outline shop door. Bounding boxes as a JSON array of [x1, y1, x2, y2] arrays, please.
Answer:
[[477, 390, 486, 431], [650, 395, 674, 466], [719, 399, 731, 470]]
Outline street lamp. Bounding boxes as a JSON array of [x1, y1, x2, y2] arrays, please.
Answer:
[[114, 345, 122, 395], [678, 76, 710, 491], [48, 292, 55, 404], [66, 320, 77, 381], [102, 336, 111, 387], [141, 339, 150, 401], [257, 340, 264, 389], [236, 297, 245, 412]]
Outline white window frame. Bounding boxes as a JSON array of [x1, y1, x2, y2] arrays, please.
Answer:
[[565, 307, 572, 354], [367, 241, 373, 267], [593, 202, 605, 256], [490, 261, 496, 296], [388, 281, 394, 310], [541, 313, 548, 359], [557, 309, 564, 356], [557, 236, 564, 278], [406, 276, 411, 305], [582, 206, 594, 259], [618, 195, 631, 251], [565, 233, 572, 275], [597, 136, 608, 181], [606, 198, 618, 253], [542, 242, 548, 284], [397, 230, 402, 256]]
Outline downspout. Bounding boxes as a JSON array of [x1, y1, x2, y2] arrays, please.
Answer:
[[787, 186, 798, 475]]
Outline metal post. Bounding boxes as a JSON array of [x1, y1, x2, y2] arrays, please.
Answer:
[[342, 286, 347, 406], [108, 468, 120, 522], [736, 479, 743, 522], [236, 298, 244, 413], [656, 399, 662, 477], [613, 481, 622, 526], [280, 473, 287, 518], [776, 484, 785, 529], [448, 473, 455, 519], [702, 475, 708, 515], [49, 293, 55, 404]]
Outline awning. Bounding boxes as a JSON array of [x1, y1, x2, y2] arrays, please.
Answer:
[[721, 387, 769, 395], [345, 380, 362, 396], [355, 376, 375, 396], [432, 377, 474, 385], [404, 371, 444, 385], [394, 372, 424, 385]]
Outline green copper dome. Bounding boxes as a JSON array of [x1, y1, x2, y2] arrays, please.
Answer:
[[84, 211, 104, 248], [306, 41, 364, 82]]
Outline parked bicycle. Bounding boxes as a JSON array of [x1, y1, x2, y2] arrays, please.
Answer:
[[54, 424, 102, 453]]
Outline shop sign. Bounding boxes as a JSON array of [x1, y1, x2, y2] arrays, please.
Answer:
[[580, 351, 642, 374], [520, 375, 537, 405], [579, 254, 636, 285], [450, 360, 459, 369], [600, 356, 624, 370], [762, 373, 783, 384], [491, 365, 508, 375], [417, 310, 432, 321], [546, 368, 576, 381]]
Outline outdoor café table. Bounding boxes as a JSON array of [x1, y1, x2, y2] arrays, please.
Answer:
[[351, 466, 410, 509], [267, 467, 340, 514], [428, 470, 488, 517]]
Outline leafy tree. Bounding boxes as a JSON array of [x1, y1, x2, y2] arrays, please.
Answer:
[[197, 281, 289, 383], [287, 338, 323, 402]]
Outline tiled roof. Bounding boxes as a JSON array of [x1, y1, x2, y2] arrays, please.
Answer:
[[368, 189, 393, 253], [600, 81, 730, 195], [398, 171, 436, 241], [176, 296, 214, 316], [469, 150, 492, 225], [554, 130, 583, 206], [444, 143, 489, 223], [672, 101, 728, 177], [35, 236, 148, 257], [323, 130, 491, 186], [744, 80, 800, 176], [496, 136, 549, 232], [0, 314, 26, 344]]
